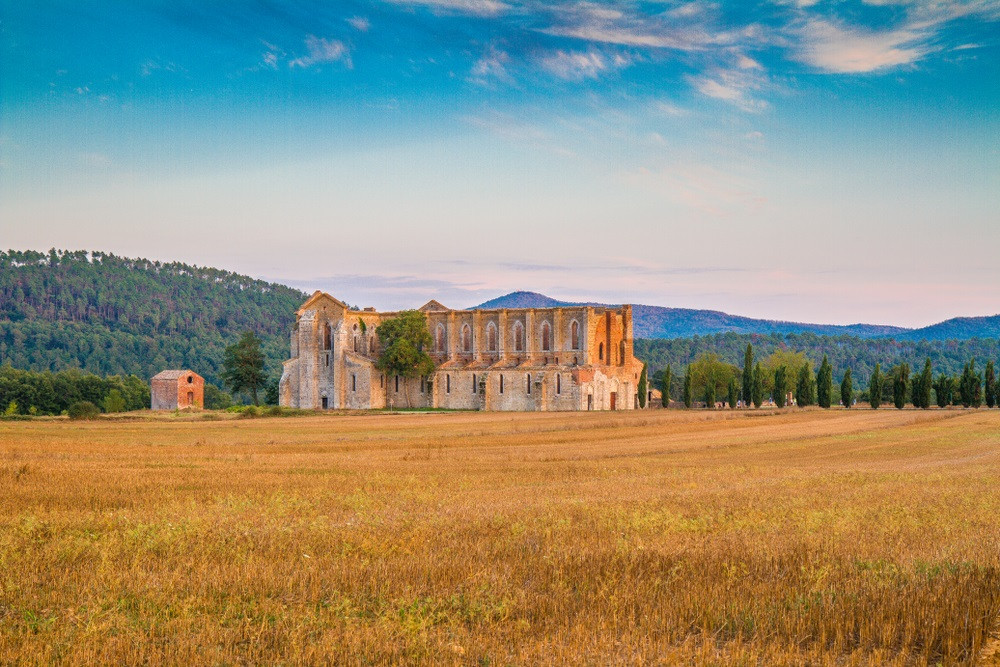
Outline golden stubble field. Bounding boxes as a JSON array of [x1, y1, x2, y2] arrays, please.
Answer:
[[2, 408, 1000, 665]]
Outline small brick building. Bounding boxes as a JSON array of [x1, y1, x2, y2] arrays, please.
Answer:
[[151, 370, 204, 410]]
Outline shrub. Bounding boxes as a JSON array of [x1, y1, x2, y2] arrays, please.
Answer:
[[67, 401, 100, 420]]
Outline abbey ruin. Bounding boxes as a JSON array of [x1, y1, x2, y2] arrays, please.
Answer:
[[279, 292, 645, 411]]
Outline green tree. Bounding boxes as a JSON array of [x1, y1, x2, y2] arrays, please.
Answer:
[[912, 358, 932, 409], [660, 364, 673, 408], [686, 353, 739, 405], [375, 311, 435, 408], [959, 359, 983, 408], [985, 360, 996, 408], [751, 362, 764, 408], [870, 363, 883, 410], [683, 367, 693, 408], [102, 388, 126, 413], [704, 373, 716, 409], [221, 332, 268, 406], [817, 355, 833, 408], [203, 383, 233, 410], [892, 363, 910, 409], [727, 377, 738, 409], [742, 343, 754, 408], [840, 368, 853, 408], [637, 362, 648, 409], [774, 366, 788, 408], [934, 373, 953, 408], [795, 363, 815, 407], [761, 350, 810, 397]]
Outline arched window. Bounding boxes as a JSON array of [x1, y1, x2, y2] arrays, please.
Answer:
[[462, 324, 472, 353], [323, 323, 332, 350], [570, 320, 580, 350], [527, 374, 531, 394], [353, 323, 359, 352], [513, 321, 524, 352], [369, 337, 375, 355], [541, 322, 551, 352], [599, 342, 604, 361], [435, 323, 446, 353], [487, 322, 498, 352], [619, 340, 625, 364]]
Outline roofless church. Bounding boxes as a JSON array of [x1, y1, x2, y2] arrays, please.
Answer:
[[278, 292, 646, 411]]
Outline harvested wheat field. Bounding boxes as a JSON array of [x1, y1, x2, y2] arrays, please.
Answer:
[[2, 408, 1000, 665]]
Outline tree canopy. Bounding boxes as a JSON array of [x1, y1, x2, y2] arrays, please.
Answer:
[[375, 311, 435, 408]]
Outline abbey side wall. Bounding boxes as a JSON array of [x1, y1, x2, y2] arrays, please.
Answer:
[[279, 292, 645, 412]]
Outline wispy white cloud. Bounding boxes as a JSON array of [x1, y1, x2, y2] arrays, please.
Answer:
[[687, 67, 768, 112], [539, 50, 620, 80], [793, 19, 924, 73], [470, 46, 511, 84], [346, 16, 370, 32], [385, 0, 509, 16], [289, 36, 352, 69]]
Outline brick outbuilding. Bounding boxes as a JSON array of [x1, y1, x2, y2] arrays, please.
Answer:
[[151, 370, 204, 410]]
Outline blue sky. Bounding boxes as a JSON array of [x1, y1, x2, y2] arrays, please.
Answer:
[[1, 0, 998, 327]]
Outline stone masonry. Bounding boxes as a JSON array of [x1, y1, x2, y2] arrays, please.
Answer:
[[279, 292, 646, 412]]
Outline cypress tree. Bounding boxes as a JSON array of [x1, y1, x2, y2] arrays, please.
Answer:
[[796, 363, 815, 407], [742, 343, 754, 408], [913, 358, 932, 409], [869, 363, 882, 410], [959, 359, 980, 408], [727, 377, 738, 409], [985, 360, 996, 408], [751, 362, 764, 408], [683, 367, 693, 409], [892, 363, 910, 409], [661, 365, 673, 409], [841, 368, 853, 408], [817, 355, 833, 408], [637, 363, 648, 409], [935, 373, 952, 408], [704, 375, 716, 409], [774, 366, 787, 408]]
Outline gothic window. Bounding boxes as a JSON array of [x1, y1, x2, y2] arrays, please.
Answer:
[[446, 374, 451, 393], [500, 374, 504, 394], [570, 320, 580, 350], [369, 337, 375, 355], [462, 324, 472, 353], [599, 342, 604, 361], [352, 374, 356, 391], [541, 322, 551, 352], [513, 321, 524, 352], [353, 324, 359, 352], [435, 323, 446, 353], [619, 340, 625, 364], [557, 374, 561, 394], [472, 374, 477, 393], [527, 374, 531, 394], [323, 323, 332, 350], [487, 322, 498, 352]]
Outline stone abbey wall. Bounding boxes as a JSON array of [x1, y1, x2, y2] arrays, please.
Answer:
[[279, 292, 645, 412]]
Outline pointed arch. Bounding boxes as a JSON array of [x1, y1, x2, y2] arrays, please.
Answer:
[[487, 321, 498, 352], [323, 323, 332, 350], [435, 323, 446, 353], [570, 320, 580, 350], [513, 321, 524, 352], [541, 321, 551, 352], [461, 323, 472, 353]]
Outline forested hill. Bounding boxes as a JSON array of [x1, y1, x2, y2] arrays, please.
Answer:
[[477, 291, 910, 339], [0, 249, 307, 385]]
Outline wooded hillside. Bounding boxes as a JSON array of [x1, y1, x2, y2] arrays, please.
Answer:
[[0, 249, 306, 385]]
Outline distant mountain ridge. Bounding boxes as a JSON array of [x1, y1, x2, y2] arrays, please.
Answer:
[[474, 291, 998, 342]]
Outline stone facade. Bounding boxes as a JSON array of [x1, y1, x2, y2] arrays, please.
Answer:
[[151, 370, 204, 410], [279, 292, 646, 412]]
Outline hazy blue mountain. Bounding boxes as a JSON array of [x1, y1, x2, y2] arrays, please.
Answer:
[[894, 315, 1000, 341], [474, 291, 913, 339]]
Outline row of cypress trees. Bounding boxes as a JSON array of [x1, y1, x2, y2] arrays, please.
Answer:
[[660, 344, 998, 410]]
